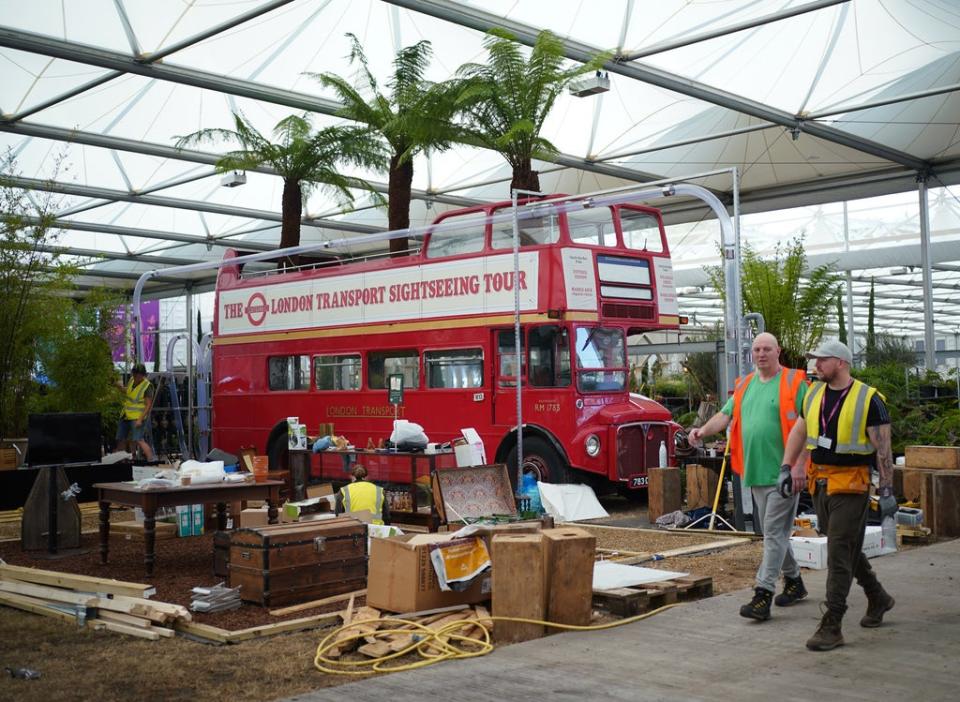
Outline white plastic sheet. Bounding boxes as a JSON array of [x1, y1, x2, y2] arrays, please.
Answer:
[[593, 561, 689, 591], [537, 482, 609, 522]]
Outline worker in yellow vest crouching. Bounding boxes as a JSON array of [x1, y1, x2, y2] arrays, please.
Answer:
[[336, 465, 389, 525]]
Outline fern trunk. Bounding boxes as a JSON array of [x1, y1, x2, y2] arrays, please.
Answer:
[[510, 159, 540, 194], [279, 178, 303, 250], [388, 155, 414, 256]]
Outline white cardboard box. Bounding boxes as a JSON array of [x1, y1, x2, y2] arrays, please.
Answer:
[[454, 427, 486, 467], [790, 526, 894, 570]]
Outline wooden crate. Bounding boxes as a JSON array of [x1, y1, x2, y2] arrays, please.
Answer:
[[491, 533, 546, 643], [0, 448, 17, 471], [229, 517, 367, 607], [899, 467, 935, 503], [109, 520, 177, 542], [648, 466, 681, 522], [921, 470, 960, 538], [543, 527, 595, 627], [685, 464, 719, 510], [904, 446, 960, 470]]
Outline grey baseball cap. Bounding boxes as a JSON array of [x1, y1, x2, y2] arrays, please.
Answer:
[[806, 339, 853, 365]]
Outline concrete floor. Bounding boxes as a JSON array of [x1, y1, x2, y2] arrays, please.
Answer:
[[285, 538, 959, 702]]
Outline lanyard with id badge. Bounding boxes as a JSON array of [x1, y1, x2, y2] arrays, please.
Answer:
[[818, 383, 852, 450]]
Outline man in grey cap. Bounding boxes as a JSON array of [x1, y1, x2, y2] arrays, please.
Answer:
[[115, 362, 156, 461], [780, 339, 895, 651]]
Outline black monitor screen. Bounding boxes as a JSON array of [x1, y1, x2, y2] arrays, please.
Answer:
[[26, 413, 102, 466]]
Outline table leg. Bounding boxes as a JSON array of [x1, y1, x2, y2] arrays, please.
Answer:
[[98, 500, 110, 564], [143, 508, 157, 576], [267, 486, 279, 524], [216, 501, 227, 531]]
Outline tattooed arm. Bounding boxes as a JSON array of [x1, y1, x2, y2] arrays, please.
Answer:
[[866, 423, 894, 490]]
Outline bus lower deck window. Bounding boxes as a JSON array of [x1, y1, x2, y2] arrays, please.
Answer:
[[368, 350, 419, 389], [425, 349, 483, 388], [268, 355, 310, 391], [314, 354, 361, 391]]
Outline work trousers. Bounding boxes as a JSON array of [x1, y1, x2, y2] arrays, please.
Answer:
[[752, 485, 801, 592], [812, 483, 883, 616]]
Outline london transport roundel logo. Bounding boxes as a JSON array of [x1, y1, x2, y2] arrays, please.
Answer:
[[245, 292, 268, 326]]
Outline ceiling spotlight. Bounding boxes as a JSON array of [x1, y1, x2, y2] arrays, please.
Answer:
[[789, 126, 801, 141], [221, 171, 247, 188], [569, 71, 610, 97]]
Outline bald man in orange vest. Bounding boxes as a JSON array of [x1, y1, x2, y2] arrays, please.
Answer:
[[689, 332, 809, 622]]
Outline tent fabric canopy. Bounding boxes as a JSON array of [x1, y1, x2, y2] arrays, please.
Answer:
[[1, 0, 959, 338]]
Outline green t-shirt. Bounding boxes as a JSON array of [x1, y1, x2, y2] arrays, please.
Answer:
[[721, 370, 807, 488]]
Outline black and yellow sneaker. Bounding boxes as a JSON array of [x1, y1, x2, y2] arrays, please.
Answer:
[[739, 587, 773, 621], [774, 575, 808, 607]]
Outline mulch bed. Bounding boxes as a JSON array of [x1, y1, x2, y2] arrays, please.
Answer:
[[0, 531, 356, 630]]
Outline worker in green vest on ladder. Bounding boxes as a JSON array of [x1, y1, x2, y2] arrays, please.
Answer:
[[115, 362, 156, 462]]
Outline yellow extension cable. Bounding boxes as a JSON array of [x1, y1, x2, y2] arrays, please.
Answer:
[[314, 603, 681, 675]]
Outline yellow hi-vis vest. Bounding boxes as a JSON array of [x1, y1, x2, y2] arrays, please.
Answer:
[[803, 379, 883, 454], [340, 481, 385, 525], [122, 378, 152, 420]]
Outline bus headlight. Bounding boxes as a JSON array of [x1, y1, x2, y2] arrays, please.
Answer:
[[585, 434, 601, 457]]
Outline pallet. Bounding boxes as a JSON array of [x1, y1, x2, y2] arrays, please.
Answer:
[[592, 575, 713, 617], [897, 524, 931, 545]]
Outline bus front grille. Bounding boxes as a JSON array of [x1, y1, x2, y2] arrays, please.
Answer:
[[616, 423, 669, 480], [602, 302, 655, 320]]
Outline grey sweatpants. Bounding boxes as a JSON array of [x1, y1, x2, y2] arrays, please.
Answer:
[[752, 485, 801, 592]]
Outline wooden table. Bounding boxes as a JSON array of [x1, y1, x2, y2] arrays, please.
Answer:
[[290, 449, 457, 531], [95, 480, 284, 575]]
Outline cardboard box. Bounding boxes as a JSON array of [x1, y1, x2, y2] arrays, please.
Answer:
[[192, 503, 204, 536], [237, 506, 269, 528], [176, 505, 192, 537], [367, 534, 492, 613], [453, 428, 486, 467], [790, 525, 892, 569]]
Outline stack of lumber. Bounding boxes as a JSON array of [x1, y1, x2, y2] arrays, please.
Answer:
[[0, 562, 190, 640]]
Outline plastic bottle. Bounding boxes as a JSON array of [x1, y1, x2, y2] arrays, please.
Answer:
[[881, 515, 897, 553], [659, 440, 668, 468], [520, 473, 542, 514]]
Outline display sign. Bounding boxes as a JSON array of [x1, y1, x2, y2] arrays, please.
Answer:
[[388, 374, 404, 406]]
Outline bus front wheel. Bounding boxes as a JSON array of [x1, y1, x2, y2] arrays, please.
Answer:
[[506, 437, 570, 489]]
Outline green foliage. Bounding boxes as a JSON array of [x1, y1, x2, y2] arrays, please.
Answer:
[[674, 410, 699, 427], [652, 376, 688, 398], [1, 151, 122, 438], [31, 289, 125, 436], [708, 237, 839, 368], [867, 333, 917, 367], [455, 29, 608, 193], [176, 112, 387, 249], [836, 291, 846, 345], [311, 35, 460, 249]]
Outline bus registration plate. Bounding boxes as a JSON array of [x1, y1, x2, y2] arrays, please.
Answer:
[[629, 475, 648, 488]]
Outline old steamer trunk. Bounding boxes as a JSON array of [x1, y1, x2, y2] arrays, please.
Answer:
[[228, 517, 367, 606]]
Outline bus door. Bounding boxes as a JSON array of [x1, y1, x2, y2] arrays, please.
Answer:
[[493, 328, 524, 426]]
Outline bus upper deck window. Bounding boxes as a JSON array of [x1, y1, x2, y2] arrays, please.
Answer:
[[567, 207, 618, 247], [491, 214, 559, 249], [425, 214, 485, 258], [621, 209, 664, 253]]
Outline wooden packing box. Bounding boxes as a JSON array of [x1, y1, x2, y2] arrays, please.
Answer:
[[904, 445, 960, 470], [228, 517, 367, 607], [648, 466, 682, 522], [921, 470, 960, 538], [0, 448, 18, 471], [109, 520, 177, 542], [543, 527, 595, 627], [685, 464, 719, 510], [492, 533, 546, 643]]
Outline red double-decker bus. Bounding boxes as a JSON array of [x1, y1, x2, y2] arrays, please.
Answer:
[[211, 195, 681, 493]]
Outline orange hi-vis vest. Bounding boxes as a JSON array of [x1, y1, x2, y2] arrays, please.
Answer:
[[727, 368, 807, 476]]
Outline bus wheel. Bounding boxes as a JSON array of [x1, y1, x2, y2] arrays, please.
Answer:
[[507, 437, 570, 488]]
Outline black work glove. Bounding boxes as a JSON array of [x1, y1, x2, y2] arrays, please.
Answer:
[[878, 487, 897, 521], [777, 465, 792, 499]]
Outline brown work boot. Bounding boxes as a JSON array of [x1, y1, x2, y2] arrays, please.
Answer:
[[806, 606, 845, 651], [860, 588, 894, 628]]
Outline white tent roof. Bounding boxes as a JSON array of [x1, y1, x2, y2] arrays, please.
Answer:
[[2, 0, 960, 337]]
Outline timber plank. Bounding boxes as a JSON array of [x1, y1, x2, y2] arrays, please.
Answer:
[[229, 612, 342, 643], [269, 588, 366, 617], [0, 563, 155, 598], [0, 591, 80, 624]]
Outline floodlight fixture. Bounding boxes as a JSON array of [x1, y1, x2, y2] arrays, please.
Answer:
[[221, 171, 247, 188], [569, 71, 611, 97]]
